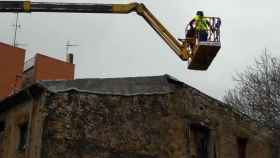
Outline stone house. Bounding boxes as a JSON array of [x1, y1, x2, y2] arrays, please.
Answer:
[[0, 75, 276, 158]]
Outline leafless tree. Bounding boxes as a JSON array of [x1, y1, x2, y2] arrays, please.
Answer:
[[224, 50, 280, 127]]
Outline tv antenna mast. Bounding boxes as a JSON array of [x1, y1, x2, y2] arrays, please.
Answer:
[[12, 13, 21, 47], [65, 40, 79, 54], [11, 13, 27, 47]]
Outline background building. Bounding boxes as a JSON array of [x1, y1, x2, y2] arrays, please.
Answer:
[[0, 42, 25, 100], [22, 53, 75, 88], [0, 42, 75, 100]]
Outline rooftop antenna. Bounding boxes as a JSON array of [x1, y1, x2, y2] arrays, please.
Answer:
[[12, 13, 21, 47], [11, 13, 27, 48], [65, 40, 79, 54]]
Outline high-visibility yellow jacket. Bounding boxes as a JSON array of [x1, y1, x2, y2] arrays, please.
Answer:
[[194, 15, 209, 31]]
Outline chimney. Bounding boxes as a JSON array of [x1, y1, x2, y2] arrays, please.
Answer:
[[66, 53, 74, 64]]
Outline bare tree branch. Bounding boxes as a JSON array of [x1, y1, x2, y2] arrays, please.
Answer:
[[223, 50, 280, 127]]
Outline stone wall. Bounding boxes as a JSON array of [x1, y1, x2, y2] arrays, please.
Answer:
[[1, 100, 32, 158], [40, 86, 274, 158], [0, 76, 276, 158], [42, 92, 184, 158], [0, 94, 44, 158], [175, 87, 274, 158]]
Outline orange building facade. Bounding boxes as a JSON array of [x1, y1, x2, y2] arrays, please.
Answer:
[[0, 42, 25, 100], [22, 54, 75, 87], [35, 54, 74, 81]]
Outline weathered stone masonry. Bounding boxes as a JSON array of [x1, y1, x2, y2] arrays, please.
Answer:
[[0, 75, 277, 158]]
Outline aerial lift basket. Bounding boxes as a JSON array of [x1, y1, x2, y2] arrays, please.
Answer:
[[186, 17, 221, 70], [188, 40, 221, 70]]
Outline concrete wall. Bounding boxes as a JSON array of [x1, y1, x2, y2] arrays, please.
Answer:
[[0, 42, 25, 100], [40, 88, 274, 158]]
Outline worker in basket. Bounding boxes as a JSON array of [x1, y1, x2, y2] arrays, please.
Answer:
[[185, 24, 196, 51], [189, 11, 211, 41]]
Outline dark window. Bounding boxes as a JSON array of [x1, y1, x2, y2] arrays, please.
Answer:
[[0, 121, 5, 143], [18, 123, 28, 151], [190, 124, 210, 158], [237, 137, 248, 158], [0, 121, 5, 158], [0, 122, 4, 132]]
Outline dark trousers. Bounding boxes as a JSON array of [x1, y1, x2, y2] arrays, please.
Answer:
[[198, 30, 208, 41]]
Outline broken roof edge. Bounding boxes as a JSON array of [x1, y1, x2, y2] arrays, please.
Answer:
[[37, 74, 184, 96], [0, 74, 183, 111], [0, 74, 246, 120]]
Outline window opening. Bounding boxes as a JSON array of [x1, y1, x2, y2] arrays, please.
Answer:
[[237, 137, 248, 158], [0, 121, 5, 158], [18, 123, 28, 151], [190, 124, 210, 158]]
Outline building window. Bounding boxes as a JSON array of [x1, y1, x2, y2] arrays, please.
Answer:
[[0, 121, 5, 157], [190, 124, 210, 158], [18, 123, 28, 151], [237, 137, 248, 158], [0, 121, 4, 140]]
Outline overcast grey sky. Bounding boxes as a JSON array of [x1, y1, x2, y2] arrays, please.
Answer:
[[0, 0, 279, 100]]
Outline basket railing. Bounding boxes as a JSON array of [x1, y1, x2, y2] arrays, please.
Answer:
[[185, 17, 221, 42]]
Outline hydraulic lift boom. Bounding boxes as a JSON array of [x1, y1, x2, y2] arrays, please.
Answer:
[[0, 1, 221, 70]]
